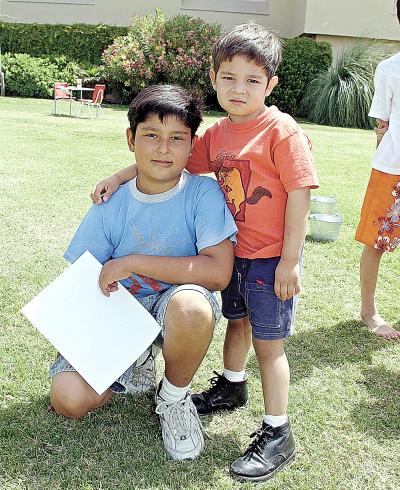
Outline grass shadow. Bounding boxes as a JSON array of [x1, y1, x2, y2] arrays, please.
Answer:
[[351, 366, 400, 441], [0, 392, 242, 489], [247, 320, 392, 384]]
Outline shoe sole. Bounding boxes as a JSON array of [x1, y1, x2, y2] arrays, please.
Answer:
[[195, 401, 248, 417], [230, 451, 296, 483]]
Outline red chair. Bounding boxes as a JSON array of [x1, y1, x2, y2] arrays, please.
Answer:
[[53, 82, 74, 115], [77, 84, 105, 119]]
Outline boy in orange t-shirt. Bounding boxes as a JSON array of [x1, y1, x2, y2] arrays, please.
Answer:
[[91, 22, 319, 482]]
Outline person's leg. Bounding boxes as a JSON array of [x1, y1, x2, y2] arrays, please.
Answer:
[[50, 371, 112, 419], [230, 257, 295, 482], [191, 259, 250, 414], [154, 286, 217, 461], [253, 338, 289, 415], [360, 245, 400, 339], [162, 289, 215, 386], [230, 337, 294, 482], [223, 317, 252, 372]]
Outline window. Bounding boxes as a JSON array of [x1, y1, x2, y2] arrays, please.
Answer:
[[180, 0, 269, 15], [9, 0, 95, 4]]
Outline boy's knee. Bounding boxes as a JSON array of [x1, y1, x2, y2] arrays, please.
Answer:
[[51, 390, 89, 419], [50, 373, 101, 419], [166, 290, 214, 330]]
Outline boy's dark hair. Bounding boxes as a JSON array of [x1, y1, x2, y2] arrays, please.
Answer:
[[397, 0, 400, 23], [128, 84, 203, 139], [212, 21, 282, 80]]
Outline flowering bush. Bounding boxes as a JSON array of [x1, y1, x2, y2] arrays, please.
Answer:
[[163, 15, 221, 100], [102, 10, 221, 102], [102, 10, 166, 99]]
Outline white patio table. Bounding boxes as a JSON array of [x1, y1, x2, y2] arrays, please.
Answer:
[[60, 86, 95, 116]]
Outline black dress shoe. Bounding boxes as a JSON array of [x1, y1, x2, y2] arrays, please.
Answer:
[[230, 420, 295, 482], [191, 371, 248, 415]]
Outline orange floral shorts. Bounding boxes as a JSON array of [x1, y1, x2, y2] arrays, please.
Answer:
[[355, 169, 400, 252]]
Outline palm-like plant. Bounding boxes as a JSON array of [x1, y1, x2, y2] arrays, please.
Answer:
[[302, 42, 389, 129]]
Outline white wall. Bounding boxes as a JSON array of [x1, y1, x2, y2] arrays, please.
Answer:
[[304, 0, 400, 42]]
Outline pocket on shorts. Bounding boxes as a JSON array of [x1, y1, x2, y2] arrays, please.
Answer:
[[245, 283, 281, 328]]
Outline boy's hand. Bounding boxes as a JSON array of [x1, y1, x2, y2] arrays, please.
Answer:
[[99, 257, 131, 296], [274, 258, 300, 301], [375, 118, 389, 147], [91, 175, 120, 204]]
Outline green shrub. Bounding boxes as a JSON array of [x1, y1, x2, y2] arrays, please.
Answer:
[[102, 10, 166, 97], [102, 10, 221, 103], [302, 42, 386, 129], [162, 15, 221, 100], [0, 22, 127, 64], [102, 12, 329, 111], [268, 37, 332, 117], [2, 53, 78, 98]]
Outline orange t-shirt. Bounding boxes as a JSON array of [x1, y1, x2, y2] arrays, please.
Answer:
[[186, 106, 319, 259]]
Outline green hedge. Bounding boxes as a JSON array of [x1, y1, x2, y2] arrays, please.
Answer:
[[2, 53, 78, 98], [269, 37, 332, 117], [0, 22, 127, 64]]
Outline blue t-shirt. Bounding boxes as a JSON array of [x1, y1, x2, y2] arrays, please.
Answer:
[[64, 172, 237, 298]]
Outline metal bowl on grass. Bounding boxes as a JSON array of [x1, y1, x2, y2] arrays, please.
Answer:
[[310, 196, 337, 215], [309, 213, 343, 242]]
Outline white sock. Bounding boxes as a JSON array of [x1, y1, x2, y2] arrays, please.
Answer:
[[223, 368, 246, 382], [263, 414, 288, 428], [159, 375, 190, 403]]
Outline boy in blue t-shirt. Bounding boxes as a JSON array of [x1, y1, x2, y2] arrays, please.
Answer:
[[49, 84, 237, 462]]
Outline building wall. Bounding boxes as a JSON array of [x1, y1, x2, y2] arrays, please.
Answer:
[[1, 0, 398, 45], [316, 34, 400, 60], [304, 0, 400, 42], [0, 0, 294, 36]]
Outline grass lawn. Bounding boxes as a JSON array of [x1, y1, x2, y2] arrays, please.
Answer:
[[1, 97, 399, 490]]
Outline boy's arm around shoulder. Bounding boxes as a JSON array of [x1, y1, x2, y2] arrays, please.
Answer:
[[99, 178, 237, 296], [91, 165, 138, 204]]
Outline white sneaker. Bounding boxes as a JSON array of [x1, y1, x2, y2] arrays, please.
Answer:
[[125, 345, 159, 395], [155, 385, 204, 461]]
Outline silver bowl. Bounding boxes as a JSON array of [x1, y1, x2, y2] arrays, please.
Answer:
[[310, 195, 337, 215], [309, 213, 343, 242]]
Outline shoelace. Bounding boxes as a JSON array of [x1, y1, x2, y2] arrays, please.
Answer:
[[156, 397, 203, 440], [204, 371, 226, 395], [132, 364, 155, 385], [130, 353, 156, 387], [244, 425, 274, 459]]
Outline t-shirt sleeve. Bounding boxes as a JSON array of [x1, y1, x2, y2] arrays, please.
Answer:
[[64, 205, 114, 265], [273, 131, 319, 192], [193, 179, 237, 252], [186, 131, 213, 175], [369, 63, 391, 121]]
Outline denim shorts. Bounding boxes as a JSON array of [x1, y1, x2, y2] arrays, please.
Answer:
[[49, 284, 221, 393], [221, 256, 298, 340]]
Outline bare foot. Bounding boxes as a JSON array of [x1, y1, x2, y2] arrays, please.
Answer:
[[361, 314, 400, 340]]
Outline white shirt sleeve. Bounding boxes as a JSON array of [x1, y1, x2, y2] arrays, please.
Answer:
[[368, 63, 392, 121]]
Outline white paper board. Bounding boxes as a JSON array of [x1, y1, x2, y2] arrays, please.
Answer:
[[21, 251, 161, 395]]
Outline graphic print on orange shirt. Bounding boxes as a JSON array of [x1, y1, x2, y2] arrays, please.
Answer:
[[212, 154, 272, 222]]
